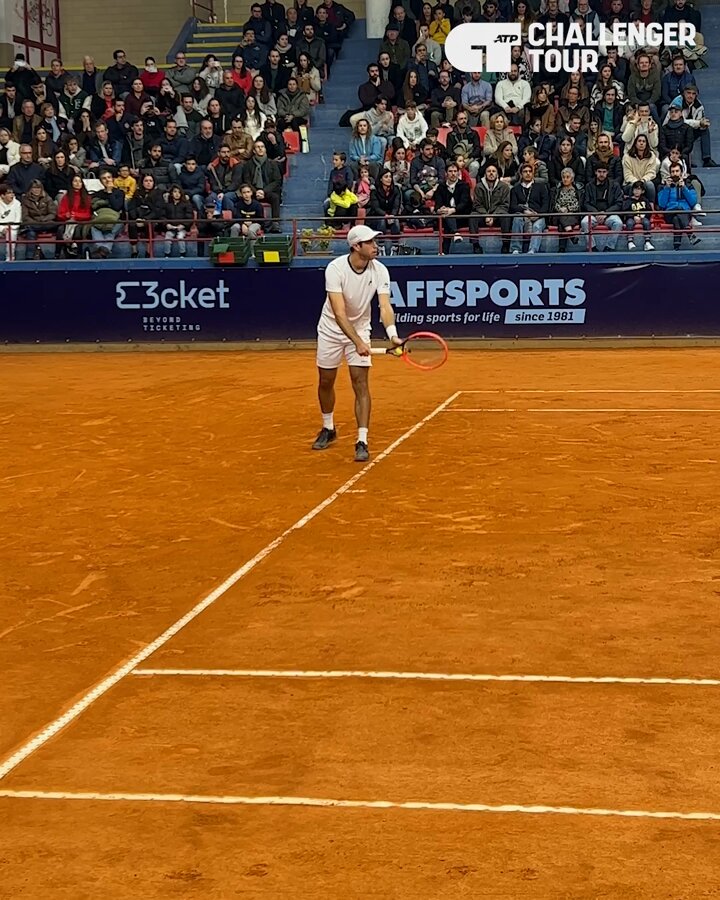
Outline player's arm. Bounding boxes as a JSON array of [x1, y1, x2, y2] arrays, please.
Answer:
[[378, 292, 403, 347], [327, 291, 370, 354]]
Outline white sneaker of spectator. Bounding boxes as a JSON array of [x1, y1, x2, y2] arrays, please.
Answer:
[[644, 239, 655, 251]]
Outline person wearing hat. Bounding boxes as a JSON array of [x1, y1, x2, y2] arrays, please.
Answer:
[[312, 224, 402, 463], [659, 96, 694, 163], [380, 25, 412, 70]]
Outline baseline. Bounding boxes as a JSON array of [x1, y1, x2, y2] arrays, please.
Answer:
[[131, 669, 720, 687], [459, 390, 720, 394], [0, 391, 461, 782], [443, 408, 720, 413], [2, 789, 720, 822]]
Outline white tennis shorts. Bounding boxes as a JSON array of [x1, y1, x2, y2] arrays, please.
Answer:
[[316, 327, 372, 369]]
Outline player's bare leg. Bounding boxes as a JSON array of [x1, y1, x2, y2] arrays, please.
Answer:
[[312, 367, 338, 450], [349, 365, 371, 462]]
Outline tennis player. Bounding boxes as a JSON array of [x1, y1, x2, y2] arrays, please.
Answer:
[[312, 224, 402, 462]]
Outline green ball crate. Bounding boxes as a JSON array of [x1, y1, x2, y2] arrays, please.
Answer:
[[254, 234, 294, 266], [209, 236, 252, 266]]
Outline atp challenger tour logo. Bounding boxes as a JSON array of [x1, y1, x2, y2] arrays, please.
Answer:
[[445, 21, 696, 74], [390, 277, 588, 326]]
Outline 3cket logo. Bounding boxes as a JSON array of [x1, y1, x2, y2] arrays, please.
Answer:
[[116, 280, 231, 310]]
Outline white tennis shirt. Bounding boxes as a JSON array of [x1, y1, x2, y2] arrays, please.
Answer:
[[318, 255, 391, 338]]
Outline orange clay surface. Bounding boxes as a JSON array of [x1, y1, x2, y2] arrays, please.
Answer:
[[2, 348, 720, 898]]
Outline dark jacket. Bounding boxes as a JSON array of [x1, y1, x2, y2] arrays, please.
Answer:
[[215, 84, 247, 120], [178, 167, 206, 197], [260, 63, 290, 93], [225, 194, 266, 223], [44, 163, 81, 199], [93, 186, 126, 213], [102, 62, 140, 96], [434, 179, 472, 216], [240, 157, 283, 194], [358, 78, 394, 109], [128, 188, 165, 221], [158, 134, 190, 163], [7, 159, 45, 197], [160, 198, 194, 227], [548, 152, 585, 186], [660, 120, 694, 160], [472, 178, 511, 217], [368, 183, 403, 217], [189, 133, 221, 167], [4, 65, 41, 102], [517, 131, 556, 163], [86, 137, 123, 167], [509, 180, 550, 215], [139, 156, 173, 189], [584, 178, 624, 213], [21, 190, 57, 224], [447, 126, 482, 161], [585, 152, 622, 183]]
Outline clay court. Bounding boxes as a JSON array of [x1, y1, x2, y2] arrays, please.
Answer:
[[2, 347, 720, 898]]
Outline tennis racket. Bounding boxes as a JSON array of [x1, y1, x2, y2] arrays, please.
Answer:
[[371, 331, 449, 371]]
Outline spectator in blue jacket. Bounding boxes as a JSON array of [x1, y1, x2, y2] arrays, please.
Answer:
[[657, 161, 700, 250], [178, 157, 207, 211], [243, 5, 273, 52], [660, 56, 696, 115], [86, 121, 122, 172], [159, 119, 189, 169], [348, 118, 384, 178]]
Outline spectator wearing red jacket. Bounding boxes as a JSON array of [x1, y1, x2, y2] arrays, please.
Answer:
[[57, 172, 92, 256], [140, 58, 165, 97]]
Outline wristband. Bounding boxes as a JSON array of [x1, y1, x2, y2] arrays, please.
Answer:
[[386, 324, 398, 340]]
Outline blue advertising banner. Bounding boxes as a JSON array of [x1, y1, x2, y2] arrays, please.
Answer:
[[1, 260, 719, 343]]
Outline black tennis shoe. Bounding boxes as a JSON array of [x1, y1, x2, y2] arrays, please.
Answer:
[[354, 441, 369, 463], [312, 427, 337, 450]]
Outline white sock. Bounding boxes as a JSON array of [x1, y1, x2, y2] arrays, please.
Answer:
[[322, 412, 334, 430], [357, 427, 368, 444]]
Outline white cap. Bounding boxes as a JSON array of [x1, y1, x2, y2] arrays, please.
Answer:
[[347, 224, 382, 247]]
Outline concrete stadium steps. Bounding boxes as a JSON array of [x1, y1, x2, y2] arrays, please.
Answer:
[[185, 23, 247, 64]]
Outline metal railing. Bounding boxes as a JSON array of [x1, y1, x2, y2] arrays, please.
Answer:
[[191, 0, 217, 23], [0, 212, 713, 262]]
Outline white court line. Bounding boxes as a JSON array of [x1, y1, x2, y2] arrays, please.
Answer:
[[444, 408, 720, 413], [460, 390, 720, 395], [131, 669, 720, 687], [1, 789, 719, 821], [0, 391, 461, 783]]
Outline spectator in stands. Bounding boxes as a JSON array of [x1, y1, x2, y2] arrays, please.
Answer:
[[277, 77, 310, 132], [620, 101, 658, 149], [114, 163, 137, 201], [225, 119, 254, 164], [225, 183, 266, 237], [155, 80, 181, 119], [240, 95, 266, 139], [469, 162, 511, 254], [591, 65, 625, 109], [90, 82, 117, 123], [380, 25, 412, 71], [522, 145, 548, 183], [64, 136, 87, 174], [128, 172, 164, 256], [488, 140, 520, 185], [556, 113, 588, 157], [350, 62, 395, 125], [87, 122, 122, 172], [494, 64, 531, 126], [368, 169, 403, 248], [586, 131, 622, 182], [657, 160, 700, 249], [327, 151, 353, 196], [12, 99, 40, 145], [240, 30, 266, 73], [60, 77, 90, 133], [480, 0, 505, 23], [80, 56, 103, 97], [199, 55, 224, 92], [581, 162, 623, 250], [190, 78, 211, 116], [177, 157, 206, 211], [261, 0, 286, 30], [363, 97, 395, 151], [396, 102, 427, 150], [484, 112, 518, 159], [103, 50, 139, 99], [407, 44, 438, 99], [57, 172, 92, 256], [140, 58, 165, 97], [125, 78, 152, 119], [384, 142, 411, 189], [0, 84, 19, 131], [296, 24, 327, 71], [400, 69, 428, 114], [0, 184, 21, 259], [509, 161, 549, 254], [249, 74, 278, 119], [660, 97, 694, 162], [293, 53, 322, 104], [31, 125, 55, 167], [207, 143, 240, 202], [261, 49, 290, 93], [158, 119, 189, 170], [413, 24, 442, 66], [245, 3, 274, 54], [435, 161, 472, 253], [428, 70, 462, 128], [390, 4, 420, 45], [240, 139, 283, 229], [548, 136, 585, 186], [662, 0, 701, 31], [176, 94, 204, 139], [167, 52, 196, 93], [44, 59, 69, 100], [4, 54, 41, 103], [0, 127, 20, 180], [89, 168, 126, 258], [526, 85, 556, 134], [447, 110, 482, 177], [429, 6, 452, 44], [559, 71, 589, 108], [518, 117, 556, 162], [660, 56, 695, 114], [7, 144, 44, 197], [595, 86, 625, 144], [205, 97, 229, 136], [556, 87, 590, 134], [325, 176, 360, 226], [622, 180, 654, 251], [377, 52, 403, 100], [406, 138, 445, 212], [197, 198, 229, 254], [140, 143, 172, 189], [122, 119, 148, 174], [75, 111, 97, 148], [622, 133, 658, 201], [461, 72, 494, 127], [20, 178, 56, 259], [258, 117, 287, 171], [38, 101, 66, 143], [319, 0, 354, 41], [190, 119, 221, 167], [549, 167, 582, 254], [159, 184, 193, 258], [274, 34, 296, 70], [349, 118, 384, 178], [31, 81, 58, 116], [679, 85, 717, 168], [282, 5, 304, 40], [315, 7, 342, 69], [660, 145, 703, 221], [627, 52, 660, 114]]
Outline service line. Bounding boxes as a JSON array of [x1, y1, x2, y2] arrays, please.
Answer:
[[1, 789, 719, 822], [131, 669, 720, 687], [0, 392, 461, 782]]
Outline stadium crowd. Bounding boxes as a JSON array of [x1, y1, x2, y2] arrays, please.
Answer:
[[325, 0, 714, 253], [0, 0, 355, 258], [0, 0, 714, 257]]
